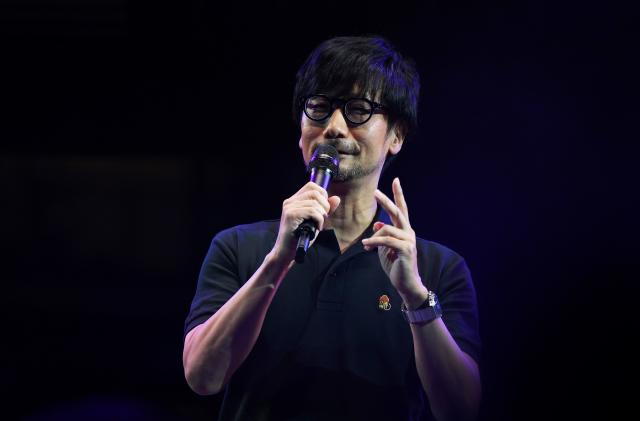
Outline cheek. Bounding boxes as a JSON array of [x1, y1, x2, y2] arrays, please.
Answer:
[[300, 117, 321, 135], [298, 135, 309, 164], [299, 127, 313, 150], [299, 123, 317, 162], [300, 117, 324, 142], [354, 122, 389, 151], [372, 119, 391, 138], [300, 124, 313, 138], [360, 116, 388, 136]]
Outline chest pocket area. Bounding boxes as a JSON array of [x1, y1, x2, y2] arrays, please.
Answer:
[[340, 260, 414, 387]]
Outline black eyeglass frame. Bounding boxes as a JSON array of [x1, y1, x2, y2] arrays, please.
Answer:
[[301, 94, 387, 126]]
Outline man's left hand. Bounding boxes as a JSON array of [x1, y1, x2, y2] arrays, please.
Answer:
[[362, 177, 429, 308]]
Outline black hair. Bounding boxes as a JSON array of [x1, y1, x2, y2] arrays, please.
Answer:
[[292, 36, 420, 140]]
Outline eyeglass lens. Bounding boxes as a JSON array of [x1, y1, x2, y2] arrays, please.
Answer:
[[305, 96, 373, 124]]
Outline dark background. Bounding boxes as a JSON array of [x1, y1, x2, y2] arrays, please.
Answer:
[[3, 0, 637, 420]]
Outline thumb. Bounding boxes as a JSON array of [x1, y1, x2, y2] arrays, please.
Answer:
[[328, 196, 341, 216]]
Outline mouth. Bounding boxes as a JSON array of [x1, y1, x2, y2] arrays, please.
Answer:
[[321, 140, 358, 156], [337, 151, 353, 156]]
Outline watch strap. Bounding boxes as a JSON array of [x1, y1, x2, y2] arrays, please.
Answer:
[[401, 291, 442, 324]]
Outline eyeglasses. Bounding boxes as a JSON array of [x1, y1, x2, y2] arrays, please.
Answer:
[[302, 94, 387, 125]]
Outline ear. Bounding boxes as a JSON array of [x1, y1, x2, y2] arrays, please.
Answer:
[[387, 124, 406, 156]]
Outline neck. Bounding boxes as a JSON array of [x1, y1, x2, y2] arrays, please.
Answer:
[[325, 175, 379, 250]]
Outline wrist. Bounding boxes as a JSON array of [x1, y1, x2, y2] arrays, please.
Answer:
[[253, 251, 293, 290], [265, 250, 294, 273], [398, 282, 430, 310], [401, 290, 442, 325]]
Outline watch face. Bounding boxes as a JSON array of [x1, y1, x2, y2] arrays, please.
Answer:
[[428, 292, 436, 307], [429, 292, 443, 317]]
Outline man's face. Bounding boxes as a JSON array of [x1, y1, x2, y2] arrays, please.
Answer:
[[298, 96, 403, 183]]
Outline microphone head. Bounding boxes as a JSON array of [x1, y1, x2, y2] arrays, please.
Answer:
[[309, 144, 339, 174]]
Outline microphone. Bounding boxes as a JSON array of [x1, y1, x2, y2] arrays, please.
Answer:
[[294, 144, 340, 263]]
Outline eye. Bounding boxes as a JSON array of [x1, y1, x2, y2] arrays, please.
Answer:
[[305, 97, 331, 119], [308, 102, 329, 111], [349, 106, 370, 115], [346, 100, 372, 118]]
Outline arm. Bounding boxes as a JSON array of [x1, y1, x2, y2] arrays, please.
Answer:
[[183, 182, 340, 395], [399, 287, 481, 421], [362, 178, 481, 421], [183, 251, 291, 395]]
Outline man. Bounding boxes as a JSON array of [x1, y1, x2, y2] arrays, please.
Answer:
[[183, 36, 482, 421]]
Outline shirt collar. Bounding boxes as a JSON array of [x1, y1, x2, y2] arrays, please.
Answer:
[[316, 204, 392, 254]]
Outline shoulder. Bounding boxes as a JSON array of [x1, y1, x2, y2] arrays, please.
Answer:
[[210, 220, 280, 261], [414, 237, 472, 293], [212, 219, 279, 246], [206, 220, 279, 272], [415, 236, 466, 267], [416, 239, 482, 363]]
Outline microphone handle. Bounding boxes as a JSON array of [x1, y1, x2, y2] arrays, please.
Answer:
[[294, 225, 314, 263], [294, 167, 333, 263]]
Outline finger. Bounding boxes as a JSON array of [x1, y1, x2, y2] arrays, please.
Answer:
[[292, 206, 326, 231], [369, 224, 412, 242], [392, 177, 409, 220], [287, 200, 329, 218], [293, 181, 329, 199], [295, 190, 331, 213], [328, 196, 341, 216], [374, 189, 409, 229], [362, 235, 407, 251]]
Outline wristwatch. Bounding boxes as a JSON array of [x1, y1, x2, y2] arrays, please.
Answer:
[[401, 290, 442, 324]]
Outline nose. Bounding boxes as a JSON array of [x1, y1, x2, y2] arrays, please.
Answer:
[[322, 108, 349, 139]]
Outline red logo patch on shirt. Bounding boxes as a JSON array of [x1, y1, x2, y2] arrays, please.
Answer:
[[378, 294, 391, 311]]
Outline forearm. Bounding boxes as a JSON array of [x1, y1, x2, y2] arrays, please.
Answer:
[[401, 289, 481, 421], [183, 251, 291, 395], [412, 318, 481, 420]]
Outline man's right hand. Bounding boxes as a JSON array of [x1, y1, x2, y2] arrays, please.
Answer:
[[271, 182, 341, 264]]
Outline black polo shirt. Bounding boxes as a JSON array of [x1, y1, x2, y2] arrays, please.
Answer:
[[184, 208, 481, 421]]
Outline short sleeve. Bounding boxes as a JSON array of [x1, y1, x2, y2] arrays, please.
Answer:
[[438, 255, 482, 365], [183, 228, 241, 340]]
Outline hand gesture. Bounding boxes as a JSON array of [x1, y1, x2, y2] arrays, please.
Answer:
[[362, 178, 427, 302]]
